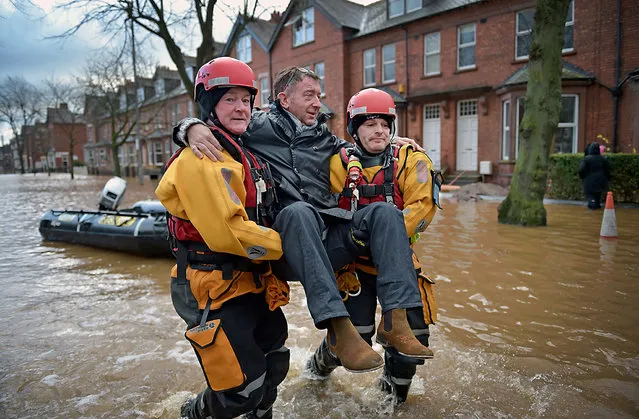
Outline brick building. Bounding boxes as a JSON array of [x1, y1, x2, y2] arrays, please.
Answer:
[[84, 55, 216, 176], [222, 0, 638, 185], [83, 0, 638, 185], [21, 103, 88, 172]]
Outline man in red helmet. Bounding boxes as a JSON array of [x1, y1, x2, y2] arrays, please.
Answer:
[[307, 88, 442, 404], [156, 57, 289, 419], [172, 66, 433, 376]]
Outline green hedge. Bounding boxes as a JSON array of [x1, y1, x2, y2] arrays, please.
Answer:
[[547, 153, 639, 203]]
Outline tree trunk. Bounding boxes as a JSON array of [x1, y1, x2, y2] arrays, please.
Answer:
[[113, 144, 121, 178], [68, 150, 74, 180], [498, 0, 572, 226]]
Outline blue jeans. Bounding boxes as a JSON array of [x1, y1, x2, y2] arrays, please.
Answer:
[[272, 201, 422, 328]]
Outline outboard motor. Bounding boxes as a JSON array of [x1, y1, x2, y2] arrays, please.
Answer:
[[98, 177, 127, 210]]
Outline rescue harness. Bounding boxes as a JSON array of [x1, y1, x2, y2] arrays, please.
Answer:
[[164, 125, 278, 284], [337, 145, 405, 211]]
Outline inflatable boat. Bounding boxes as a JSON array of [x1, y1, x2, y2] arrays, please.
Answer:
[[39, 177, 171, 257]]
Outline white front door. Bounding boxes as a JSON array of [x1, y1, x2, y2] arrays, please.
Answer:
[[456, 99, 478, 171], [422, 104, 441, 170]]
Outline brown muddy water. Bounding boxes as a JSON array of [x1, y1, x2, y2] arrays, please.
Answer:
[[0, 173, 637, 418]]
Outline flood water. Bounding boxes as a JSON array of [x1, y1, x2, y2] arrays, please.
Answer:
[[0, 173, 637, 418]]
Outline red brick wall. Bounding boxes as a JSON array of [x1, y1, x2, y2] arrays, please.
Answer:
[[270, 7, 350, 138], [344, 0, 638, 180], [229, 36, 271, 108], [49, 123, 88, 164]]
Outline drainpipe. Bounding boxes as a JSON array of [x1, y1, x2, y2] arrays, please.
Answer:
[[612, 0, 622, 153]]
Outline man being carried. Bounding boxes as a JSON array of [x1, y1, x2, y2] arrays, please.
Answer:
[[173, 67, 432, 373]]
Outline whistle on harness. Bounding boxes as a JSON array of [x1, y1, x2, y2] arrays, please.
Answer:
[[346, 154, 363, 212], [255, 178, 267, 193]]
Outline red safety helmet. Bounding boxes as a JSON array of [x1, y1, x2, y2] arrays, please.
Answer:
[[346, 88, 396, 138], [194, 57, 258, 100]]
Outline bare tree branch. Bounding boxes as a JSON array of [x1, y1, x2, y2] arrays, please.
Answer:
[[54, 0, 263, 99], [0, 76, 44, 173]]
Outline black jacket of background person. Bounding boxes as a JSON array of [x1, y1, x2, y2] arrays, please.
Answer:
[[578, 143, 611, 196], [173, 101, 351, 219]]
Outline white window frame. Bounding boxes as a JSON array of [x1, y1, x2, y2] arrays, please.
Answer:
[[188, 100, 193, 117], [146, 143, 152, 165], [502, 100, 511, 160], [388, 0, 404, 18], [314, 62, 325, 97], [237, 33, 252, 63], [407, 0, 422, 13], [563, 0, 574, 53], [154, 142, 163, 166], [516, 1, 574, 60], [515, 8, 534, 60], [128, 144, 136, 165], [293, 7, 314, 47], [382, 43, 396, 83], [424, 32, 440, 76], [260, 77, 270, 107], [516, 97, 525, 158], [363, 48, 376, 87], [457, 23, 476, 70], [556, 94, 579, 153], [516, 95, 579, 157]]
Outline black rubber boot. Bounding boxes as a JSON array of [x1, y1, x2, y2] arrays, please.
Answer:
[[306, 337, 341, 377], [180, 395, 203, 419], [243, 406, 272, 419], [377, 351, 419, 405]]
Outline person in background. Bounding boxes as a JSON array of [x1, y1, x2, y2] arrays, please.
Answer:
[[156, 57, 289, 419], [578, 142, 611, 210], [306, 88, 441, 404], [173, 66, 434, 375]]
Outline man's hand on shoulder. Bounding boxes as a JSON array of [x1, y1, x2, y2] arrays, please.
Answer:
[[187, 123, 225, 162], [395, 136, 425, 152]]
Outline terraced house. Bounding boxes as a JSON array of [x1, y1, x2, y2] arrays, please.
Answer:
[[226, 0, 637, 185], [84, 0, 638, 185]]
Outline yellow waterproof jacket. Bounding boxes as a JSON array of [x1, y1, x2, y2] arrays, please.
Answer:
[[156, 147, 284, 310], [329, 144, 438, 238], [330, 144, 440, 323]]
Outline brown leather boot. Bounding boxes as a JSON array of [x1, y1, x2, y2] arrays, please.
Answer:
[[327, 317, 383, 373], [376, 309, 434, 359]]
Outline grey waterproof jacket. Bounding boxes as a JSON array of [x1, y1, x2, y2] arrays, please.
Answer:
[[173, 102, 350, 217]]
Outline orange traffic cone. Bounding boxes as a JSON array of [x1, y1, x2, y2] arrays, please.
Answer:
[[599, 191, 618, 239]]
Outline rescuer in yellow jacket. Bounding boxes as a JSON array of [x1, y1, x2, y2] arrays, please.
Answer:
[[307, 88, 442, 404], [155, 57, 289, 419]]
